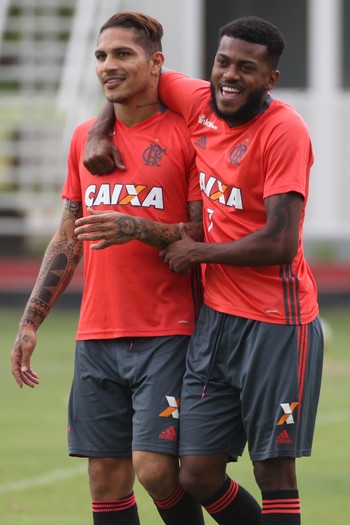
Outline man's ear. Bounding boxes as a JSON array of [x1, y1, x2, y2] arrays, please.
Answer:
[[151, 51, 165, 74], [265, 69, 280, 91]]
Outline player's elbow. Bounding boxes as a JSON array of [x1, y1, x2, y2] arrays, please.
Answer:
[[275, 238, 298, 264]]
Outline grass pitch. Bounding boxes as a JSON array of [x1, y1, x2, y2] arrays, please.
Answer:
[[0, 305, 349, 524]]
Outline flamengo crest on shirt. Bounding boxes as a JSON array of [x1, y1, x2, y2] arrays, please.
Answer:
[[85, 183, 164, 209], [142, 144, 167, 167], [199, 171, 243, 209]]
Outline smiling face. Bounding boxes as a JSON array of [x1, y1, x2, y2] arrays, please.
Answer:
[[210, 36, 280, 126], [95, 26, 163, 106]]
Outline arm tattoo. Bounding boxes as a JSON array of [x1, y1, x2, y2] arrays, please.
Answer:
[[135, 200, 203, 248], [258, 194, 294, 239], [113, 215, 175, 248], [65, 199, 82, 217], [186, 201, 204, 242], [113, 215, 140, 240], [20, 201, 83, 328], [107, 201, 203, 249]]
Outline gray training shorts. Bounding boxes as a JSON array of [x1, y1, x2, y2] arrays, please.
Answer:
[[68, 336, 189, 457], [179, 305, 324, 461]]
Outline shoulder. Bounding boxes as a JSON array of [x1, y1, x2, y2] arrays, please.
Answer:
[[159, 108, 192, 138], [160, 71, 210, 118], [258, 99, 312, 149], [72, 117, 97, 138], [268, 99, 310, 132], [69, 117, 97, 153], [161, 70, 209, 89]]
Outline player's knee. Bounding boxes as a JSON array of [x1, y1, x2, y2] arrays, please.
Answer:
[[88, 457, 134, 499], [253, 458, 297, 492], [179, 460, 218, 500], [134, 453, 179, 500]]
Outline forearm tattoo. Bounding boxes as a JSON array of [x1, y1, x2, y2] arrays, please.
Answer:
[[111, 200, 203, 249], [112, 214, 173, 249], [258, 194, 295, 239], [20, 201, 83, 328], [186, 201, 204, 241]]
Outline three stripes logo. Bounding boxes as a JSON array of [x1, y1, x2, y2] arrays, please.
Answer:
[[159, 425, 177, 441], [158, 397, 179, 442], [276, 429, 293, 444], [194, 136, 207, 150]]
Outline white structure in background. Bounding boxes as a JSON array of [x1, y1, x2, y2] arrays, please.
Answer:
[[274, 0, 349, 242], [0, 0, 349, 254]]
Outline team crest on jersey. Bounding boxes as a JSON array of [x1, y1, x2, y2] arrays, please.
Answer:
[[229, 143, 248, 166], [142, 143, 166, 167]]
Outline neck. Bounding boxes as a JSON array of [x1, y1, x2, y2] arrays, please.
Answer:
[[114, 99, 161, 127]]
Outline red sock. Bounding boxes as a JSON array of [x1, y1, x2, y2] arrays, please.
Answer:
[[201, 477, 261, 524], [92, 493, 140, 524], [153, 485, 204, 525], [262, 490, 301, 524]]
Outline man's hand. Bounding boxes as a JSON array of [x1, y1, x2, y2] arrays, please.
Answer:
[[11, 326, 39, 388], [75, 207, 136, 249], [160, 223, 198, 274], [83, 133, 125, 174]]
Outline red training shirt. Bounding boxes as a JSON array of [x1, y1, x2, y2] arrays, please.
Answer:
[[159, 72, 318, 325], [62, 108, 202, 339]]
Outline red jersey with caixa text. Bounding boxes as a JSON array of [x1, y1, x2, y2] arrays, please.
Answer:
[[62, 107, 202, 339], [159, 72, 319, 325]]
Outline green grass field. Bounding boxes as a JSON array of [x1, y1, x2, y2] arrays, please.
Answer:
[[1, 305, 349, 524]]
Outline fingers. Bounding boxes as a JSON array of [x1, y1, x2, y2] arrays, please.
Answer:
[[11, 328, 39, 388], [75, 208, 109, 227], [17, 367, 40, 389], [75, 213, 108, 238], [11, 354, 39, 389], [83, 150, 126, 174], [90, 240, 110, 250], [178, 222, 186, 236], [178, 222, 191, 240], [112, 151, 126, 171], [83, 156, 116, 175], [75, 224, 105, 238]]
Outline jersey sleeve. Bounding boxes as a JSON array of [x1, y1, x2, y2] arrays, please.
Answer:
[[187, 146, 201, 202], [159, 71, 209, 125], [262, 110, 314, 200]]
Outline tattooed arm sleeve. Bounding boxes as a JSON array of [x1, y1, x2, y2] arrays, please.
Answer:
[[75, 200, 204, 250], [128, 199, 203, 249], [20, 200, 84, 330]]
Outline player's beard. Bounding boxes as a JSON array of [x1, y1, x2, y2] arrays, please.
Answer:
[[210, 82, 267, 127]]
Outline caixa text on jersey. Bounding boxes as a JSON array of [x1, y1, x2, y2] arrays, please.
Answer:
[[85, 183, 164, 209]]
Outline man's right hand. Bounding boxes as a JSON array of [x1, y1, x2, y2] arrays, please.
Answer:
[[83, 132, 125, 175], [11, 326, 40, 388]]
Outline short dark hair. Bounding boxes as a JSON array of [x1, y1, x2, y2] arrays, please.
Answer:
[[99, 11, 163, 56], [218, 16, 285, 68]]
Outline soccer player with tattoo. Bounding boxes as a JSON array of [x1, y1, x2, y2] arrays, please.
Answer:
[[83, 15, 324, 525], [10, 12, 204, 525]]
